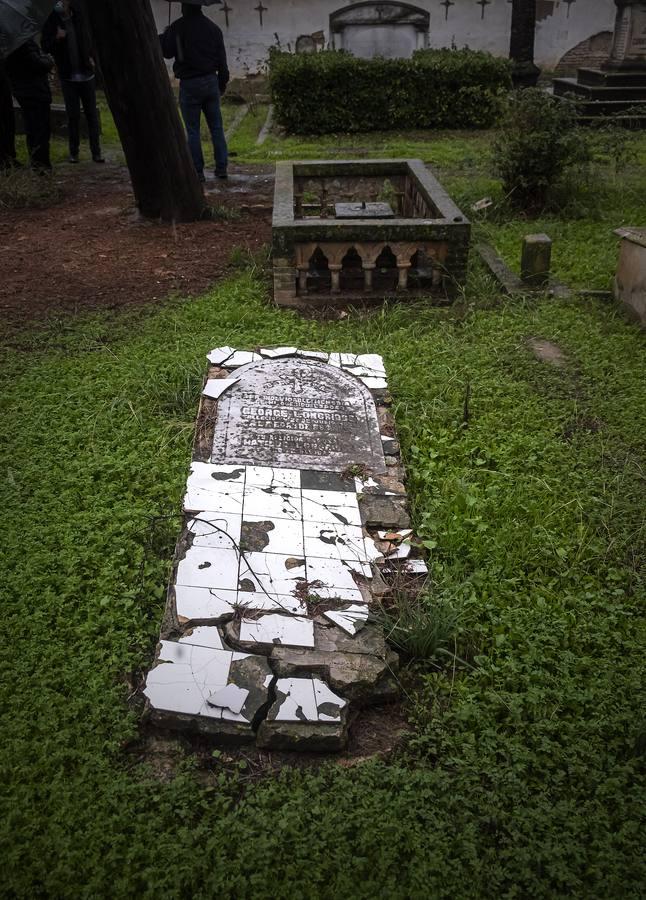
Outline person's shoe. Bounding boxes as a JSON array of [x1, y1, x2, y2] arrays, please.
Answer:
[[69, 154, 79, 164], [92, 155, 105, 164], [215, 170, 228, 180]]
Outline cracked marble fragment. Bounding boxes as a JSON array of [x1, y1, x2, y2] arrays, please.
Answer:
[[174, 585, 237, 624], [322, 604, 369, 636], [303, 520, 367, 562], [305, 585, 367, 605], [351, 354, 386, 374], [186, 512, 241, 550], [301, 489, 361, 528], [220, 350, 263, 367], [202, 378, 239, 400], [241, 515, 304, 555], [176, 546, 240, 591], [272, 677, 318, 721], [234, 591, 307, 616], [239, 614, 315, 649], [184, 462, 245, 513], [238, 552, 306, 596], [207, 683, 249, 714], [306, 556, 372, 592], [296, 349, 328, 361], [242, 486, 303, 521], [143, 641, 233, 717], [259, 346, 298, 358], [360, 376, 388, 390], [244, 466, 301, 491], [313, 678, 347, 721], [179, 626, 225, 650], [207, 346, 237, 366]]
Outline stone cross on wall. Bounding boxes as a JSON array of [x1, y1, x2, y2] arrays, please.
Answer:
[[255, 1, 268, 27], [440, 0, 455, 20]]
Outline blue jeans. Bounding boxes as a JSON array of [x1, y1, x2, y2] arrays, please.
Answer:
[[179, 74, 227, 176]]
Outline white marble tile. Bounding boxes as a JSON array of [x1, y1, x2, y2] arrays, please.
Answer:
[[329, 352, 361, 368], [244, 466, 301, 490], [207, 683, 249, 714], [186, 512, 241, 550], [184, 462, 245, 513], [384, 543, 412, 559], [301, 489, 361, 527], [240, 614, 315, 648], [322, 604, 369, 637], [224, 350, 263, 367], [346, 365, 386, 379], [242, 514, 304, 556], [178, 626, 225, 650], [176, 546, 240, 591], [306, 556, 371, 591], [303, 585, 367, 605], [242, 485, 302, 521], [143, 642, 232, 717], [174, 585, 237, 623], [238, 551, 306, 596], [234, 591, 307, 616], [353, 354, 385, 374], [313, 678, 347, 721], [272, 677, 318, 722], [259, 346, 298, 358], [202, 378, 239, 400], [360, 376, 388, 390], [363, 536, 383, 562], [207, 346, 236, 366], [303, 520, 367, 562], [297, 349, 328, 361]]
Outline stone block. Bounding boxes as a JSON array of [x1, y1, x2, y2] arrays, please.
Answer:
[[521, 234, 552, 287]]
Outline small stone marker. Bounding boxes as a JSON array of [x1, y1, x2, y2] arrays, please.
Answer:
[[521, 234, 552, 288], [143, 347, 427, 752]]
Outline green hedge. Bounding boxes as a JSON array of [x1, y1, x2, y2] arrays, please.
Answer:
[[269, 48, 512, 134]]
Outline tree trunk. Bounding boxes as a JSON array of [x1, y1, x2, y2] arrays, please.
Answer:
[[84, 0, 205, 222], [509, 0, 540, 88]]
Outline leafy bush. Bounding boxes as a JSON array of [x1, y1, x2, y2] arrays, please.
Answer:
[[493, 89, 591, 212], [269, 48, 512, 134]]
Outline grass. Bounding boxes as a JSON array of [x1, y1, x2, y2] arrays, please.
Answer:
[[4, 90, 645, 896], [1, 267, 644, 896]]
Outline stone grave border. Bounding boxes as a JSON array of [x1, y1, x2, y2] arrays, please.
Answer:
[[143, 347, 428, 752]]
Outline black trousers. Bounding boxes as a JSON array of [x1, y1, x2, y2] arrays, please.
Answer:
[[61, 78, 101, 157], [0, 66, 16, 167], [16, 98, 51, 169]]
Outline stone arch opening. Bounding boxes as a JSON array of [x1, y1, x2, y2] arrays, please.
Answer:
[[330, 1, 430, 59]]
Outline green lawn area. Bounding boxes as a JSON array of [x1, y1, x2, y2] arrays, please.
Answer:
[[3, 98, 645, 897]]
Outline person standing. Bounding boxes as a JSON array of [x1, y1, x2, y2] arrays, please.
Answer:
[[160, 3, 229, 181], [42, 0, 104, 164], [5, 39, 53, 171], [0, 59, 18, 170]]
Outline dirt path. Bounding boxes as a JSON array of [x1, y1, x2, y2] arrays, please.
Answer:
[[0, 163, 274, 327]]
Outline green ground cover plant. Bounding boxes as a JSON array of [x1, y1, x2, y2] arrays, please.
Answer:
[[1, 269, 644, 897]]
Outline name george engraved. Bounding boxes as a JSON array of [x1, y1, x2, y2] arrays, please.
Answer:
[[211, 358, 386, 473]]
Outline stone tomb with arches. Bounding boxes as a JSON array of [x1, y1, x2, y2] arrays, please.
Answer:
[[272, 160, 470, 308]]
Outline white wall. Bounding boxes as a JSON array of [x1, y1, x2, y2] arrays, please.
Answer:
[[152, 0, 616, 77], [535, 0, 616, 70]]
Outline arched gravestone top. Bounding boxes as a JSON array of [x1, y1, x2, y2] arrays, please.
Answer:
[[211, 358, 386, 474]]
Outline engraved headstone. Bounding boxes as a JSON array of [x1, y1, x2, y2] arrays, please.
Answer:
[[211, 358, 386, 474]]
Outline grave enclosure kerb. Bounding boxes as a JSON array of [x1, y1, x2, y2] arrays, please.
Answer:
[[272, 159, 471, 307]]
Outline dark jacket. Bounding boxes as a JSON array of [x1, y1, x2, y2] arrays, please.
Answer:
[[5, 39, 53, 103], [160, 11, 229, 91], [42, 6, 94, 81]]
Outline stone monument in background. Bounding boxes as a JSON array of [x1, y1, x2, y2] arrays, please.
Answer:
[[553, 0, 646, 122]]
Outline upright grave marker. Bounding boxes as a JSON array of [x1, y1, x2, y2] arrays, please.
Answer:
[[143, 348, 426, 751]]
